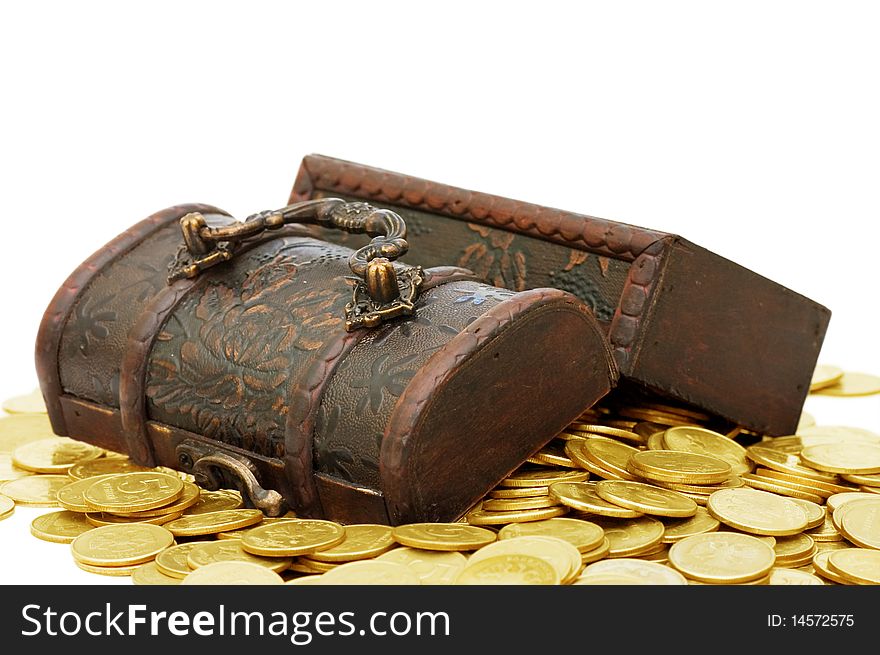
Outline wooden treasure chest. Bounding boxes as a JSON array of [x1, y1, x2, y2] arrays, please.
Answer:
[[289, 155, 831, 437], [35, 199, 616, 524]]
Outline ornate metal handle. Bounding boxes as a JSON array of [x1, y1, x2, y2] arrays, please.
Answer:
[[167, 199, 423, 331]]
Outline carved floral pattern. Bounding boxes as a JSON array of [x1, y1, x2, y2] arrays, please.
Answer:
[[458, 224, 528, 291]]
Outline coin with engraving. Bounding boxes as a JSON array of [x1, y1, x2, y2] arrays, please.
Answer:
[[768, 568, 824, 585], [154, 542, 203, 578], [574, 438, 641, 480], [85, 510, 183, 527], [183, 489, 243, 514], [488, 486, 550, 499], [740, 474, 826, 504], [482, 495, 560, 511], [668, 532, 776, 583], [580, 558, 687, 585], [807, 514, 842, 542], [181, 561, 284, 585], [549, 482, 643, 518], [30, 510, 94, 543], [56, 474, 117, 512], [112, 482, 201, 518], [165, 509, 263, 537], [797, 425, 880, 445], [497, 517, 605, 553], [376, 548, 467, 585], [0, 414, 56, 453], [827, 491, 878, 512], [305, 524, 395, 562], [1, 475, 69, 506], [71, 523, 174, 566], [788, 498, 826, 530], [809, 365, 845, 392], [84, 472, 184, 513], [391, 523, 496, 551], [499, 468, 589, 488], [773, 533, 815, 562], [827, 548, 880, 585], [468, 536, 581, 584], [242, 519, 345, 557], [75, 560, 142, 577], [187, 539, 291, 572], [662, 426, 752, 477], [629, 450, 731, 485], [2, 388, 47, 414], [580, 537, 611, 564], [466, 506, 567, 525], [589, 516, 665, 557], [132, 561, 182, 586], [68, 458, 154, 480], [455, 554, 560, 585], [812, 547, 853, 584], [12, 437, 102, 473], [746, 445, 838, 482], [661, 507, 720, 543], [812, 372, 880, 397], [837, 498, 880, 550], [707, 488, 808, 536], [800, 443, 880, 475], [595, 480, 698, 518], [312, 560, 418, 585]]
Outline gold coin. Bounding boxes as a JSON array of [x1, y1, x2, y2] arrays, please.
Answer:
[[646, 431, 667, 450], [71, 523, 174, 566], [455, 554, 560, 585], [745, 445, 838, 482], [488, 486, 549, 499], [580, 558, 688, 585], [629, 450, 731, 485], [12, 437, 102, 473], [497, 517, 605, 553], [773, 533, 816, 562], [588, 516, 665, 557], [768, 568, 825, 585], [499, 468, 589, 488], [842, 472, 880, 487], [84, 472, 184, 513], [812, 371, 880, 397], [316, 560, 420, 585], [111, 482, 201, 518], [788, 498, 826, 530], [810, 364, 845, 392], [0, 414, 56, 453], [391, 523, 496, 551], [527, 443, 578, 468], [305, 524, 395, 563], [216, 516, 299, 540], [165, 509, 263, 537], [376, 548, 467, 585], [296, 558, 339, 573], [181, 561, 284, 585], [75, 560, 142, 577], [859, 485, 880, 495], [85, 511, 183, 527], [567, 424, 643, 444], [707, 488, 808, 536], [826, 548, 880, 585], [549, 481, 643, 518], [740, 474, 826, 504], [242, 519, 345, 557], [571, 438, 641, 481], [812, 548, 853, 585], [155, 542, 203, 578], [0, 474, 69, 506], [580, 537, 611, 564], [827, 491, 878, 512], [653, 477, 744, 493], [187, 540, 291, 572], [800, 442, 880, 474], [481, 496, 560, 511], [668, 532, 775, 583], [466, 505, 567, 525], [754, 468, 854, 496], [797, 412, 816, 431], [573, 573, 652, 585], [797, 424, 880, 445], [616, 407, 692, 427], [837, 498, 880, 549], [595, 480, 697, 518], [565, 443, 630, 480], [285, 576, 323, 585], [132, 561, 182, 586], [662, 426, 752, 477], [807, 514, 843, 542], [68, 458, 154, 480], [661, 507, 720, 543], [0, 453, 33, 482], [468, 536, 581, 584], [30, 510, 94, 543], [183, 489, 243, 514], [2, 388, 47, 414], [0, 492, 14, 517], [56, 474, 117, 512]]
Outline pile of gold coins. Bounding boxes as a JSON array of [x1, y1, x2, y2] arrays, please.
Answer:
[[1, 367, 879, 585]]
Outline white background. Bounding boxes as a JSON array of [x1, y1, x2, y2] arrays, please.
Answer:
[[1, 1, 878, 584]]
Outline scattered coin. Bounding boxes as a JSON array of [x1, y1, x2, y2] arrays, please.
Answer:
[[376, 548, 467, 585], [588, 516, 665, 557], [1, 388, 47, 414], [661, 507, 720, 543], [12, 437, 102, 473], [68, 458, 154, 480], [319, 560, 421, 585], [800, 443, 880, 475], [187, 540, 291, 572], [669, 532, 776, 584], [629, 450, 732, 485], [595, 480, 698, 518], [306, 524, 395, 562], [30, 510, 94, 543], [84, 472, 184, 513], [132, 561, 182, 586], [391, 523, 496, 551], [662, 426, 752, 477], [549, 482, 643, 518], [497, 517, 605, 552], [707, 488, 808, 536], [242, 519, 346, 557], [1, 475, 69, 506], [0, 414, 56, 453], [827, 548, 880, 585], [165, 509, 263, 537], [181, 561, 284, 585], [71, 523, 174, 567], [812, 371, 880, 397], [579, 558, 688, 585], [809, 365, 845, 392], [455, 554, 560, 585]]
